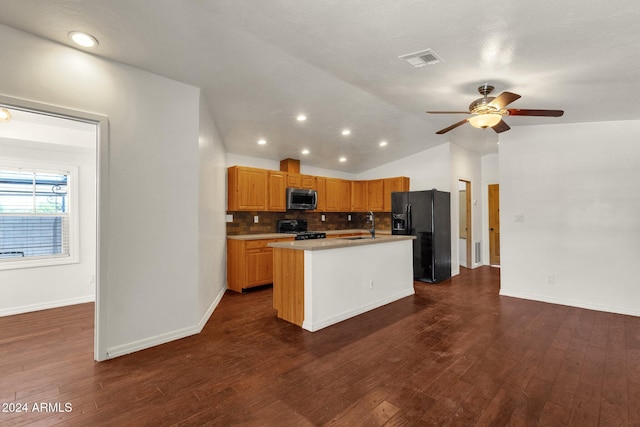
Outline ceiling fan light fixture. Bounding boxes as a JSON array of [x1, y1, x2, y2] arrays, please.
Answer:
[[469, 113, 502, 129]]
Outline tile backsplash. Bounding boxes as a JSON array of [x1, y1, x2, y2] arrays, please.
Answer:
[[226, 211, 391, 235]]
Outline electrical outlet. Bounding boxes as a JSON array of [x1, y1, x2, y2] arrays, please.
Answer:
[[321, 214, 326, 222], [253, 215, 259, 223], [348, 214, 351, 221], [225, 214, 234, 223]]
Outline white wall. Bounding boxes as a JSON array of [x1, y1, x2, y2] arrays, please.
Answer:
[[197, 95, 228, 322], [0, 137, 96, 315], [499, 120, 640, 317], [0, 24, 225, 360], [356, 143, 451, 191]]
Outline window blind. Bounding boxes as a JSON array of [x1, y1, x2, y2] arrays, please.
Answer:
[[0, 169, 70, 260]]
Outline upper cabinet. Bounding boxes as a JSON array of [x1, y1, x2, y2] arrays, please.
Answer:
[[228, 165, 408, 213], [338, 179, 352, 211], [285, 173, 315, 189], [315, 177, 326, 212], [228, 166, 268, 211], [325, 178, 351, 212], [367, 179, 385, 212], [286, 173, 301, 188], [300, 174, 316, 189], [383, 177, 410, 211], [268, 171, 287, 212], [351, 181, 368, 212]]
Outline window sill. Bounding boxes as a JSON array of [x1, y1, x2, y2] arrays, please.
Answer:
[[0, 254, 79, 271]]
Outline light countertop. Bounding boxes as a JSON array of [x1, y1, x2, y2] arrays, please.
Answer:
[[268, 234, 415, 251]]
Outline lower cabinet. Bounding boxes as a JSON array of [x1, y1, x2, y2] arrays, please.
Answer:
[[227, 237, 295, 292]]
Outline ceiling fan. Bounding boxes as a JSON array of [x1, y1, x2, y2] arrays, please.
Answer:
[[427, 84, 564, 134]]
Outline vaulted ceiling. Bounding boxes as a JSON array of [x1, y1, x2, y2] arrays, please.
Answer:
[[1, 1, 639, 172]]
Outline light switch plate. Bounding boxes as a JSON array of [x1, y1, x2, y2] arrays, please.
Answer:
[[225, 214, 233, 223]]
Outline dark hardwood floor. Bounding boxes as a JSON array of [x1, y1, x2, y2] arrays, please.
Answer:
[[1, 266, 639, 426]]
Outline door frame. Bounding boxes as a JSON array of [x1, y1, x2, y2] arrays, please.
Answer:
[[458, 179, 472, 268], [488, 183, 500, 266], [0, 94, 109, 361]]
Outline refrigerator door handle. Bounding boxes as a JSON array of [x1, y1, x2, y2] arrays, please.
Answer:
[[406, 204, 412, 235]]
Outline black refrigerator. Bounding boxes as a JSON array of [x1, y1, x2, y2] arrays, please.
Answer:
[[391, 190, 451, 283]]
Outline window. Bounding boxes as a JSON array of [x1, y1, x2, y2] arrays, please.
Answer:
[[0, 161, 79, 269]]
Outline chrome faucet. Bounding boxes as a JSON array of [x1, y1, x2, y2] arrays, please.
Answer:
[[367, 211, 375, 239]]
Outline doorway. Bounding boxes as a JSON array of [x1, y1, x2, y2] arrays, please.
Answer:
[[0, 95, 106, 361], [488, 184, 500, 266], [458, 180, 472, 268]]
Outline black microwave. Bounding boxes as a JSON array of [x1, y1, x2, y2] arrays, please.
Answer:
[[286, 188, 317, 210]]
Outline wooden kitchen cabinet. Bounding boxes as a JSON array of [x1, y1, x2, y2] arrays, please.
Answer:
[[315, 177, 326, 212], [367, 179, 385, 212], [383, 177, 410, 211], [351, 181, 368, 212], [300, 174, 316, 189], [228, 164, 408, 213], [325, 178, 351, 211], [286, 173, 301, 188], [228, 166, 268, 211], [324, 178, 340, 211], [339, 179, 351, 211], [268, 170, 287, 211], [227, 237, 295, 292], [286, 173, 315, 189]]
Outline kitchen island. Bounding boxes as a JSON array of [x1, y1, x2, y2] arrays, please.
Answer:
[[268, 235, 416, 331]]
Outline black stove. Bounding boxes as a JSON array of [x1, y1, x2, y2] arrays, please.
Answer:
[[277, 219, 326, 240]]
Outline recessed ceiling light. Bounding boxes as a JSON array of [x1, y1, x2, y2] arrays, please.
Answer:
[[379, 140, 388, 147], [68, 31, 99, 48], [258, 139, 267, 145], [296, 114, 307, 122], [339, 157, 347, 162], [341, 129, 351, 136], [0, 108, 11, 122], [301, 149, 310, 155]]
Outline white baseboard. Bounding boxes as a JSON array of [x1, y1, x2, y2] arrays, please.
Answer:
[[197, 286, 226, 331], [0, 295, 95, 317], [499, 290, 640, 318], [104, 286, 226, 359]]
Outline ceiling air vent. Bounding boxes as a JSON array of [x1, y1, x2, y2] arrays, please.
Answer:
[[398, 48, 443, 68]]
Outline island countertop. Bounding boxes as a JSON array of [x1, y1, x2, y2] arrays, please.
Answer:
[[227, 229, 393, 240], [268, 234, 415, 251]]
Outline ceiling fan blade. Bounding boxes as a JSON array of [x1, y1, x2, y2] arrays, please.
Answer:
[[507, 109, 564, 117], [426, 111, 471, 114], [492, 120, 510, 133], [488, 92, 521, 109], [435, 118, 469, 134]]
